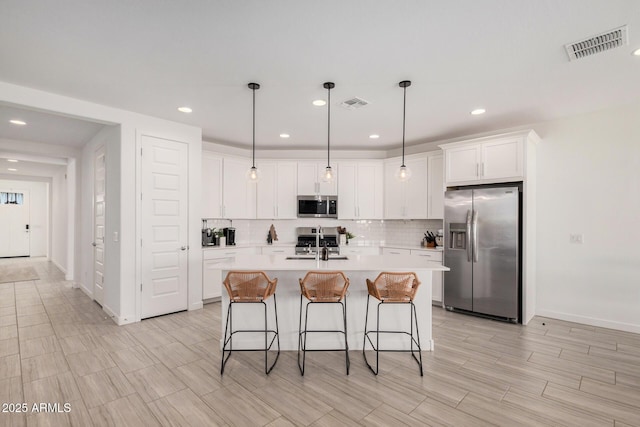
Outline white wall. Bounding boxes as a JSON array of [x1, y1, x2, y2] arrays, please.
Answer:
[[51, 168, 67, 272], [0, 179, 49, 257], [534, 102, 640, 333]]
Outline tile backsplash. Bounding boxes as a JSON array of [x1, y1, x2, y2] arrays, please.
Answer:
[[203, 218, 443, 247]]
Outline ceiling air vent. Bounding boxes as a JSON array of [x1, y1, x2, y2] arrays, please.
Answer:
[[340, 97, 369, 110], [565, 25, 628, 61]]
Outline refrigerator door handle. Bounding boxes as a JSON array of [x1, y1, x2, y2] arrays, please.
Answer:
[[472, 209, 479, 262], [466, 209, 472, 262]]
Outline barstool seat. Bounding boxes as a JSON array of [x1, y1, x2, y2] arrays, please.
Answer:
[[221, 271, 280, 375], [363, 271, 423, 376], [298, 271, 350, 376]]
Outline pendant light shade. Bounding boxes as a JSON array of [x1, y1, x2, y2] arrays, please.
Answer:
[[246, 82, 261, 182], [395, 80, 412, 182], [322, 82, 335, 183]]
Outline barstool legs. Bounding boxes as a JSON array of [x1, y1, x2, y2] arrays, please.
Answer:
[[363, 295, 423, 376], [298, 297, 350, 376], [220, 297, 280, 376]]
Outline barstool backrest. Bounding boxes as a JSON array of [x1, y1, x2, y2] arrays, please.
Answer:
[[223, 271, 277, 302], [366, 272, 420, 302], [299, 271, 350, 302]]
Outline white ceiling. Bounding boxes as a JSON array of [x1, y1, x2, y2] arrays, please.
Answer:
[[1, 0, 639, 150], [0, 158, 65, 178]]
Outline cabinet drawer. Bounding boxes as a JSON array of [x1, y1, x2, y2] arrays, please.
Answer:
[[261, 246, 294, 255], [341, 247, 380, 256], [410, 250, 443, 262], [382, 248, 411, 256]]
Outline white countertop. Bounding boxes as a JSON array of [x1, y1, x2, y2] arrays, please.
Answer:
[[217, 254, 449, 272], [203, 242, 443, 252]]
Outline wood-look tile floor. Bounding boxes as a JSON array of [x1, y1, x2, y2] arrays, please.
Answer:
[[1, 257, 640, 426]]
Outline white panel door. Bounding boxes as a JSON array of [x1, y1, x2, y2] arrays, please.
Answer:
[[383, 161, 405, 219], [481, 138, 523, 180], [222, 157, 255, 219], [93, 146, 106, 305], [275, 162, 298, 219], [357, 162, 383, 219], [202, 154, 223, 218], [404, 156, 428, 219], [0, 189, 30, 257], [141, 136, 189, 319], [256, 161, 277, 218]]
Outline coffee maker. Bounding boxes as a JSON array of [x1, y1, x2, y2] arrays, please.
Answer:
[[223, 227, 236, 246]]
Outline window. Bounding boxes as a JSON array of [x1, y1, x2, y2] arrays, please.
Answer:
[[0, 192, 24, 205]]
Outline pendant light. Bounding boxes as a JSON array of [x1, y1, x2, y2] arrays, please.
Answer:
[[322, 82, 335, 183], [395, 80, 412, 182], [246, 82, 261, 182]]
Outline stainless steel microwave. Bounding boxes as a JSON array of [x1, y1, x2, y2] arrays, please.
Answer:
[[297, 196, 338, 218]]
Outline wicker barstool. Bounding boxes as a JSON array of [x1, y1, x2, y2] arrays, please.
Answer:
[[221, 271, 280, 375], [363, 272, 423, 376], [298, 271, 350, 375]]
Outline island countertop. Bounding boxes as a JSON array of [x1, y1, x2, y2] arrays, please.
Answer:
[[215, 254, 449, 272]]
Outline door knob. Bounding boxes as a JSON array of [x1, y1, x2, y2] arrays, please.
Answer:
[[92, 242, 97, 247], [180, 246, 187, 251]]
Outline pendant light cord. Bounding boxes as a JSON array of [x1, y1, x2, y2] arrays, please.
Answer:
[[327, 85, 331, 168], [252, 85, 256, 168], [402, 83, 407, 167]]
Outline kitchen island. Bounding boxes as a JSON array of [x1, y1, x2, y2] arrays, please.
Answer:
[[217, 254, 449, 351]]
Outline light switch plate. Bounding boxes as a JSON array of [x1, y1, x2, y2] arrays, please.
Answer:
[[569, 234, 583, 244], [113, 231, 119, 242]]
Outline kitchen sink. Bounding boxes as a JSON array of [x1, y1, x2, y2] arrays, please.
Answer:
[[286, 256, 349, 260]]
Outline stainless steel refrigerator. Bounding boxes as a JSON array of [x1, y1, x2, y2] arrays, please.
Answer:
[[444, 185, 521, 322]]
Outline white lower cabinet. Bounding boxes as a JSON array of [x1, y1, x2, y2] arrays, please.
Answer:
[[341, 246, 380, 256], [202, 247, 257, 301], [410, 249, 444, 305], [261, 246, 296, 256], [381, 247, 411, 256]]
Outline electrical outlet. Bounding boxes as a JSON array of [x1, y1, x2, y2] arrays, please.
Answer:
[[569, 234, 583, 244]]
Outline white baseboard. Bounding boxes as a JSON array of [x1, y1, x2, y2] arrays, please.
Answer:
[[190, 301, 204, 311], [102, 304, 135, 326], [536, 309, 640, 334], [79, 283, 93, 299], [51, 259, 66, 274]]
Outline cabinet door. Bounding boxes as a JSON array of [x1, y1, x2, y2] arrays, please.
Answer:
[[275, 162, 298, 218], [202, 154, 223, 218], [223, 157, 256, 219], [445, 144, 481, 184], [481, 138, 523, 181], [382, 247, 411, 256], [427, 154, 444, 219], [383, 160, 405, 219], [404, 156, 428, 219], [203, 258, 229, 299], [337, 162, 357, 219], [357, 162, 383, 219], [256, 161, 277, 219], [297, 162, 318, 195]]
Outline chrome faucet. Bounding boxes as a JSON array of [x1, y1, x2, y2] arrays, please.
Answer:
[[315, 226, 323, 261]]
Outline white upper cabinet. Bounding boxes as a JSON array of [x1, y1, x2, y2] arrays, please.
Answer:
[[383, 155, 428, 219], [202, 153, 255, 219], [202, 153, 223, 218], [222, 156, 256, 219], [297, 162, 337, 196], [256, 161, 297, 219], [427, 153, 444, 219], [338, 161, 383, 219], [441, 134, 526, 186]]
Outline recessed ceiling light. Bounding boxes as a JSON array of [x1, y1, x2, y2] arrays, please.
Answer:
[[279, 133, 290, 138], [9, 119, 26, 125], [471, 108, 486, 115], [8, 168, 17, 171], [369, 134, 380, 139], [633, 48, 640, 56], [312, 100, 326, 106], [177, 106, 192, 113], [7, 159, 18, 163]]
